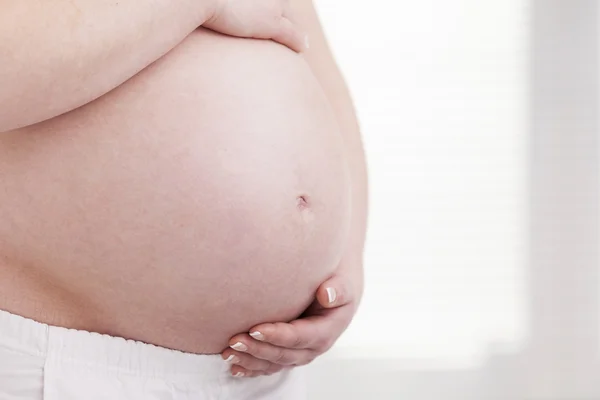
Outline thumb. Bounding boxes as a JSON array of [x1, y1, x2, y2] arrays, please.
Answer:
[[271, 16, 309, 53], [316, 274, 353, 309]]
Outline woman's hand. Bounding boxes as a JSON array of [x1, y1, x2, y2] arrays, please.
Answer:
[[203, 0, 308, 52], [221, 268, 362, 377]]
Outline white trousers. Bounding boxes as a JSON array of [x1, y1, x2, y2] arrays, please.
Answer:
[[0, 309, 306, 399]]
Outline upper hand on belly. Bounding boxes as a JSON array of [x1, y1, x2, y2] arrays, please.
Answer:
[[203, 0, 308, 53]]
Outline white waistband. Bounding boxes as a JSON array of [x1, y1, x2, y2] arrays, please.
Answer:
[[0, 308, 229, 381]]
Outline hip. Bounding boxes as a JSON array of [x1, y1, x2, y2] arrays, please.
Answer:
[[0, 308, 307, 400]]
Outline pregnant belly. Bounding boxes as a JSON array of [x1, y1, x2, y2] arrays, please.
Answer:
[[0, 29, 351, 353]]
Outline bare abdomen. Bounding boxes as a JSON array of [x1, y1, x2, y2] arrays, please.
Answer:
[[0, 29, 351, 353]]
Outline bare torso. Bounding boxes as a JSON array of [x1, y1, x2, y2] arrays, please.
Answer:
[[0, 29, 351, 354]]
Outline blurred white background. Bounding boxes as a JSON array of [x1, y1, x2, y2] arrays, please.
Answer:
[[305, 0, 600, 399]]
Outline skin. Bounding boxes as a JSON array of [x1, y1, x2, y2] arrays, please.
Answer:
[[221, 0, 368, 377], [0, 29, 351, 354], [0, 0, 365, 376], [0, 0, 306, 133]]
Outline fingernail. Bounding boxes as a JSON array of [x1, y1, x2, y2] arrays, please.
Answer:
[[224, 354, 239, 364], [326, 287, 337, 304], [231, 342, 248, 352], [304, 35, 310, 49], [234, 371, 245, 377], [250, 331, 265, 341]]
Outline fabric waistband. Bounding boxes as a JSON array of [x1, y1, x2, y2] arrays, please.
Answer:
[[0, 308, 230, 381]]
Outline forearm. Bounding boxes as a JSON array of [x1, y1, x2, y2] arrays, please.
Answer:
[[0, 0, 211, 133]]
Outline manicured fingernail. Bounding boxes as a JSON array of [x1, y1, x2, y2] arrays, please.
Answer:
[[304, 35, 310, 49], [224, 354, 239, 363], [250, 331, 265, 341], [231, 342, 248, 352], [234, 371, 245, 377], [326, 287, 337, 304]]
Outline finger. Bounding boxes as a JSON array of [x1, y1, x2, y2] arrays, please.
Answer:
[[229, 364, 286, 378], [271, 16, 308, 53], [282, 1, 297, 23], [316, 274, 354, 309], [229, 334, 316, 366], [222, 349, 273, 372], [229, 365, 267, 378], [251, 307, 352, 351], [249, 321, 319, 349]]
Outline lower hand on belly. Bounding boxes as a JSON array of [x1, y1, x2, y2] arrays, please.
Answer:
[[219, 259, 363, 378]]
